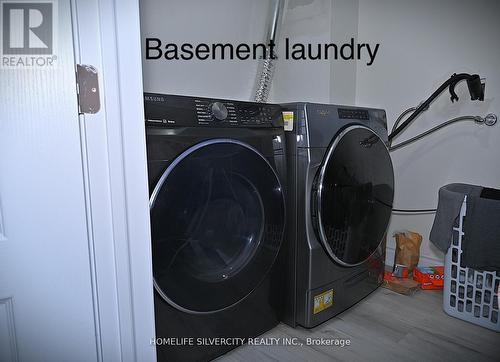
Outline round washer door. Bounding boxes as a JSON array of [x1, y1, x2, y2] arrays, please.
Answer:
[[150, 139, 285, 314], [312, 125, 394, 266]]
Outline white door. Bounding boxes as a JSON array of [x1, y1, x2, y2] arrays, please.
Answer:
[[0, 1, 99, 360]]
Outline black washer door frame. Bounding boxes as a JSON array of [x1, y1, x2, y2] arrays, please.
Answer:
[[150, 138, 285, 314], [314, 125, 394, 267]]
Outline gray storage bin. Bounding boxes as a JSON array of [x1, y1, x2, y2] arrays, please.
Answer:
[[443, 196, 500, 331]]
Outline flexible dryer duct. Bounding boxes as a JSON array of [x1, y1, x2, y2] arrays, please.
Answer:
[[253, 0, 286, 103]]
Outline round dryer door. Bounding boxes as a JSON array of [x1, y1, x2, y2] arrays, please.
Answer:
[[150, 139, 285, 314], [312, 125, 394, 266]]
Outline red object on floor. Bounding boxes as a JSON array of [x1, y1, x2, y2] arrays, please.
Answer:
[[413, 266, 445, 290], [382, 271, 420, 295]]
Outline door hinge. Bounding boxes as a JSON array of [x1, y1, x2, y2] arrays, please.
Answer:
[[76, 64, 101, 114]]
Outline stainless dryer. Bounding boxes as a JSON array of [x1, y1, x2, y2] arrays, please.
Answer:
[[280, 103, 394, 328]]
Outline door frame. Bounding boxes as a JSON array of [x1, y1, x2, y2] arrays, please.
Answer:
[[72, 0, 156, 361]]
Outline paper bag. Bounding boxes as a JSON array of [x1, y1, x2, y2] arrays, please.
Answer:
[[394, 231, 422, 274]]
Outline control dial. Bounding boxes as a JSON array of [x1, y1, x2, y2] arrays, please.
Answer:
[[211, 102, 228, 121]]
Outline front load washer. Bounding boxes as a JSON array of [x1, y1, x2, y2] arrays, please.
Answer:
[[280, 102, 394, 328], [144, 93, 286, 361]]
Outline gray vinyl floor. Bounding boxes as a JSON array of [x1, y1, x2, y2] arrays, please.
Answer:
[[217, 288, 500, 362]]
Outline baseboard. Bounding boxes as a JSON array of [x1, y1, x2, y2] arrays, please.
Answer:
[[385, 246, 444, 268]]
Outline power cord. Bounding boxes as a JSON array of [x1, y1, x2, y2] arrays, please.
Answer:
[[391, 106, 417, 135], [392, 208, 437, 213]]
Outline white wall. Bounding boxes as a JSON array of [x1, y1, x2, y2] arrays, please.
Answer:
[[270, 0, 358, 104], [140, 0, 340, 102], [356, 0, 500, 266], [270, 0, 333, 103], [139, 0, 268, 100]]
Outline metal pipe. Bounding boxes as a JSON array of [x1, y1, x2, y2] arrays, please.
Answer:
[[253, 0, 286, 103], [267, 0, 285, 44]]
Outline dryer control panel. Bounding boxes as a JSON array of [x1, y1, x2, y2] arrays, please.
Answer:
[[144, 93, 283, 128]]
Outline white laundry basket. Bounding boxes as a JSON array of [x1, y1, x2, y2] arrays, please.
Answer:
[[443, 196, 500, 331]]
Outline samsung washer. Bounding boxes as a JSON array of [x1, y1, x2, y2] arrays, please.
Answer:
[[145, 93, 286, 361]]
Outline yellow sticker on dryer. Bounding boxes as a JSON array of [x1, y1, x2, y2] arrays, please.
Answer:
[[313, 289, 333, 314], [282, 111, 294, 131]]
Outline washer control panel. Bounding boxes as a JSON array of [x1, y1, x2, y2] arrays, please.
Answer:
[[338, 108, 370, 120], [144, 93, 282, 128]]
